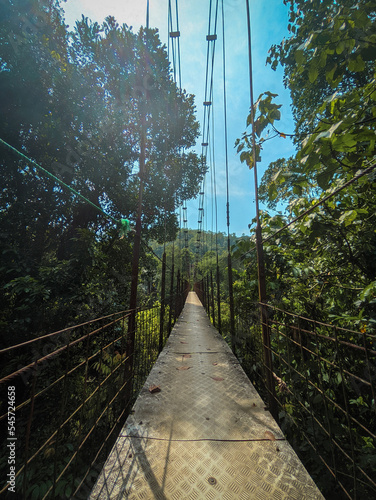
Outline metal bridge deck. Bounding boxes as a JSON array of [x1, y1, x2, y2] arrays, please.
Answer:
[[89, 292, 324, 500]]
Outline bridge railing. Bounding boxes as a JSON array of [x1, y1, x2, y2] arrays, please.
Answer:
[[197, 278, 376, 499], [244, 303, 375, 499], [0, 286, 188, 500]]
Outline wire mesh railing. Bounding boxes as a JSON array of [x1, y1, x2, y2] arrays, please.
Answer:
[[197, 275, 376, 499], [237, 302, 376, 500], [0, 286, 188, 499]]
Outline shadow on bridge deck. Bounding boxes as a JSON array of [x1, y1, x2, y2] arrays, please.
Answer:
[[89, 292, 324, 499]]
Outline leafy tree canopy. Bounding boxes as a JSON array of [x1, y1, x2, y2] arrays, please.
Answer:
[[0, 0, 205, 343], [232, 6, 376, 493], [235, 0, 376, 328]]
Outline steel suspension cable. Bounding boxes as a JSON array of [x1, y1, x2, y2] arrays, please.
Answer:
[[0, 139, 178, 263], [0, 137, 119, 224], [221, 3, 230, 244], [168, 1, 177, 83], [175, 0, 182, 88], [245, 0, 267, 304], [167, 0, 185, 287], [210, 100, 221, 331], [233, 160, 376, 263], [211, 105, 219, 244], [196, 0, 219, 271], [202, 0, 218, 141], [244, 0, 277, 419], [221, 0, 235, 346], [209, 130, 215, 250]]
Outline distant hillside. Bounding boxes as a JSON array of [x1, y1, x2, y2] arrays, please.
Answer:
[[150, 229, 238, 259]]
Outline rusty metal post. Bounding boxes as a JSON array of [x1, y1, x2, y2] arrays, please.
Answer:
[[180, 272, 184, 315], [206, 277, 209, 312], [216, 256, 222, 334], [246, 0, 277, 421], [23, 362, 38, 499], [175, 269, 181, 319], [227, 250, 236, 351], [126, 96, 146, 404], [206, 274, 211, 318], [168, 254, 175, 335], [159, 252, 166, 352], [211, 270, 216, 327], [200, 279, 204, 306], [202, 277, 206, 310], [256, 227, 276, 418]]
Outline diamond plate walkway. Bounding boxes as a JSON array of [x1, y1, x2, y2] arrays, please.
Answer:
[[89, 292, 324, 500]]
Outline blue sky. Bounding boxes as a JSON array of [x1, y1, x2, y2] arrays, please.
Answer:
[[62, 0, 295, 236]]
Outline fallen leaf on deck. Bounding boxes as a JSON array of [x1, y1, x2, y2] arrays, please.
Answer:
[[264, 430, 276, 441], [211, 376, 224, 381], [183, 354, 192, 359], [212, 362, 218, 366], [176, 366, 191, 371], [149, 385, 161, 394]]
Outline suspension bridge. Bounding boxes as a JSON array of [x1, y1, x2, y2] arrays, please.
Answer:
[[1, 0, 376, 499], [88, 292, 323, 499]]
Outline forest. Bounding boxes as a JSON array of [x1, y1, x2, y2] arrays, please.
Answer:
[[0, 0, 206, 349], [232, 1, 376, 497], [1, 0, 376, 499]]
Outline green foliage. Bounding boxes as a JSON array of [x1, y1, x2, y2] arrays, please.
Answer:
[[0, 0, 205, 346], [267, 0, 376, 140], [235, 0, 376, 328], [0, 1, 205, 498], [149, 229, 237, 287], [233, 1, 376, 497], [235, 92, 283, 170]]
